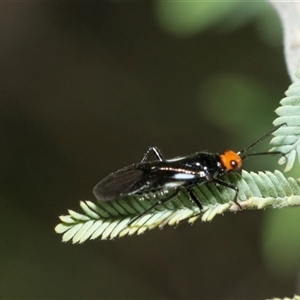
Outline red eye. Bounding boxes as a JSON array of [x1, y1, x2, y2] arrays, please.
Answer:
[[230, 160, 238, 169]]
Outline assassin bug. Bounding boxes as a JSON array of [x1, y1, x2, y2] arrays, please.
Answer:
[[93, 124, 285, 223]]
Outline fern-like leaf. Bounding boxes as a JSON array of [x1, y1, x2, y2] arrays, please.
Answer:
[[268, 295, 300, 300], [55, 170, 300, 243], [271, 78, 300, 171]]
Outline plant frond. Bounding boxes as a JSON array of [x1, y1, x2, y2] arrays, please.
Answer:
[[55, 170, 300, 243], [271, 77, 300, 171], [267, 295, 300, 300]]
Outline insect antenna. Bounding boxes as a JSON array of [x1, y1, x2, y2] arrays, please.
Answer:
[[240, 151, 285, 160], [237, 123, 286, 159]]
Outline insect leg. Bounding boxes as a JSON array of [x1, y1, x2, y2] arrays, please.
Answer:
[[128, 189, 178, 226], [212, 178, 242, 209], [187, 188, 203, 211], [141, 146, 164, 162]]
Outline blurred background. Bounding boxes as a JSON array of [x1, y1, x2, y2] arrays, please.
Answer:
[[1, 2, 299, 299]]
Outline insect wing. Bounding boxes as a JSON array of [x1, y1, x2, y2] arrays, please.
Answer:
[[93, 165, 144, 201]]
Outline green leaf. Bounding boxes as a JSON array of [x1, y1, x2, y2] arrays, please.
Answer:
[[271, 78, 300, 171], [55, 170, 300, 243]]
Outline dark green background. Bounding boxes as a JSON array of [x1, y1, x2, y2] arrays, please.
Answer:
[[0, 3, 296, 299]]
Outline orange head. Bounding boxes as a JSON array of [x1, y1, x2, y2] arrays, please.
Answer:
[[220, 150, 242, 172]]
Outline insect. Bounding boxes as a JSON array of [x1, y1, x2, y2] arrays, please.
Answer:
[[93, 124, 285, 223]]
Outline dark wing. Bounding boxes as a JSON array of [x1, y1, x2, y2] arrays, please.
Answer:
[[93, 165, 144, 201]]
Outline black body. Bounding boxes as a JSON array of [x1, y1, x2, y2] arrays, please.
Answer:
[[93, 147, 240, 221], [93, 152, 226, 201]]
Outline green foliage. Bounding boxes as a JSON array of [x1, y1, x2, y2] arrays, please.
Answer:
[[155, 1, 239, 37], [271, 80, 300, 171], [268, 296, 300, 300], [55, 170, 300, 243], [154, 1, 279, 42]]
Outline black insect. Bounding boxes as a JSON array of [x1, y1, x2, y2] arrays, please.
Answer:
[[93, 124, 284, 223]]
